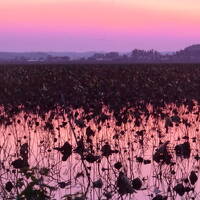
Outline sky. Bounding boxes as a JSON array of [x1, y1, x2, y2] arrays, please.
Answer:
[[0, 0, 200, 52]]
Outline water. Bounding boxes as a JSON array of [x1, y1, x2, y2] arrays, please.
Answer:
[[0, 104, 200, 200]]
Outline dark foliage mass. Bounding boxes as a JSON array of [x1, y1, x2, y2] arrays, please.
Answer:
[[0, 63, 200, 120]]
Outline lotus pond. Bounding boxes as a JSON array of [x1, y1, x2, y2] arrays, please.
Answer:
[[0, 64, 200, 200]]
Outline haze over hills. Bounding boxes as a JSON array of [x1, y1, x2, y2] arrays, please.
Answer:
[[0, 52, 96, 60], [0, 44, 200, 63]]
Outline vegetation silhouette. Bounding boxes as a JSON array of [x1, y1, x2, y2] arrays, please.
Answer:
[[0, 64, 200, 199]]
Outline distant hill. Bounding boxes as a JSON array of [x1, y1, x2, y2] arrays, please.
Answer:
[[176, 44, 200, 61], [0, 52, 49, 60], [184, 44, 200, 52], [1, 44, 200, 63], [47, 52, 97, 59], [0, 52, 98, 61]]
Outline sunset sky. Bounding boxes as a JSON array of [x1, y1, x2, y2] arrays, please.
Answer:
[[0, 0, 200, 52]]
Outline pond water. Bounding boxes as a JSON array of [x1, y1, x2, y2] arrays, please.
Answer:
[[0, 104, 200, 200]]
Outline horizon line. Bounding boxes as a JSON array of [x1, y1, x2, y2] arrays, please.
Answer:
[[0, 44, 199, 54]]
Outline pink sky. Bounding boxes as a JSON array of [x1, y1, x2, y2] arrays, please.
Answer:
[[0, 0, 200, 52]]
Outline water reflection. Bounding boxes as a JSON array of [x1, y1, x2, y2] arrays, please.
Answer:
[[0, 104, 200, 200]]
